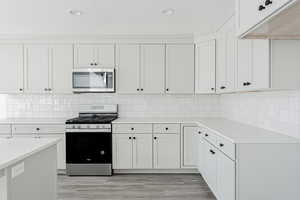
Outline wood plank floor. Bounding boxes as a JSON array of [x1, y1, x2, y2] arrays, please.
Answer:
[[57, 174, 216, 200]]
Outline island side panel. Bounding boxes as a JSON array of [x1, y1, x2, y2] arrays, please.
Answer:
[[0, 169, 7, 200], [7, 145, 57, 200], [236, 143, 300, 200]]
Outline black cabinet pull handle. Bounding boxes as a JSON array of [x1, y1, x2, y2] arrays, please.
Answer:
[[265, 0, 272, 6], [129, 137, 132, 139], [198, 131, 202, 134], [131, 127, 134, 130], [166, 88, 169, 92], [205, 134, 209, 137], [247, 82, 251, 86], [36, 128, 40, 131], [258, 5, 266, 11], [133, 137, 136, 140], [141, 88, 143, 91], [219, 143, 224, 147], [154, 137, 157, 140], [210, 150, 216, 154], [137, 88, 140, 91], [243, 82, 247, 86], [165, 127, 169, 131], [19, 88, 23, 91], [211, 88, 214, 91], [220, 86, 226, 90]]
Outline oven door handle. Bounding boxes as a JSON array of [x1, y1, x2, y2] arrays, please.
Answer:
[[66, 129, 111, 133]]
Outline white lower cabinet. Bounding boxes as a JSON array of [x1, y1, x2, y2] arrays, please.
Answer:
[[153, 133, 180, 169], [113, 134, 133, 169], [216, 151, 235, 200], [113, 133, 153, 169], [132, 134, 153, 169], [203, 141, 218, 195], [181, 126, 198, 168]]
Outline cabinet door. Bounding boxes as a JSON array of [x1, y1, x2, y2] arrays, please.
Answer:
[[225, 27, 237, 92], [74, 45, 96, 68], [237, 40, 252, 90], [182, 127, 198, 168], [50, 45, 73, 94], [153, 134, 180, 169], [116, 44, 140, 94], [25, 45, 50, 93], [0, 44, 24, 93], [197, 133, 205, 173], [217, 151, 235, 200], [195, 40, 216, 94], [203, 141, 218, 195], [140, 44, 165, 94], [95, 44, 115, 68], [237, 0, 262, 35], [166, 44, 195, 94], [251, 39, 270, 90], [132, 134, 153, 169], [216, 35, 227, 93], [113, 134, 133, 169]]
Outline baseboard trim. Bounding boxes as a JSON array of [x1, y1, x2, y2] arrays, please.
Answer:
[[113, 168, 199, 174]]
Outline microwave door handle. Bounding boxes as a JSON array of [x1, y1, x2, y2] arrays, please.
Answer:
[[104, 72, 107, 86]]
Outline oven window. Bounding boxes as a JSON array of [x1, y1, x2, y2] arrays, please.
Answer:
[[73, 72, 110, 89], [66, 132, 112, 164]]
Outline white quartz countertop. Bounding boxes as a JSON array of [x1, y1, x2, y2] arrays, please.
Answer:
[[0, 118, 67, 124], [113, 117, 300, 144], [0, 137, 61, 170]]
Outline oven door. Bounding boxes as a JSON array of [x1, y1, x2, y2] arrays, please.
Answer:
[[66, 131, 112, 164], [72, 69, 115, 93]]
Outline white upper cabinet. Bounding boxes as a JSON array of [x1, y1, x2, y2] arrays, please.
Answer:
[[116, 44, 165, 94], [195, 40, 216, 94], [25, 44, 73, 94], [216, 18, 237, 94], [166, 44, 195, 94], [140, 44, 165, 94], [25, 45, 50, 93], [237, 39, 270, 91], [236, 0, 296, 38], [74, 44, 115, 68], [116, 44, 140, 94], [0, 44, 24, 93], [50, 45, 73, 94]]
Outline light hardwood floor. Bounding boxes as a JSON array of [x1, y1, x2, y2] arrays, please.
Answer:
[[57, 174, 216, 200]]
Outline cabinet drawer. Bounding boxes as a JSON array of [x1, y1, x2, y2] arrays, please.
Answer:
[[202, 129, 217, 146], [12, 124, 65, 135], [113, 124, 152, 134], [217, 136, 236, 160], [153, 124, 180, 134], [0, 124, 11, 135]]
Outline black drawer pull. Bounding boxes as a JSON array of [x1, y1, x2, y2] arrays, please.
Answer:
[[129, 137, 132, 140], [165, 127, 169, 131], [205, 134, 209, 137], [198, 131, 202, 134], [258, 5, 266, 11], [219, 143, 224, 147], [154, 137, 157, 140], [133, 137, 136, 140], [36, 128, 40, 131], [131, 127, 134, 131], [210, 150, 216, 155], [265, 0, 272, 6]]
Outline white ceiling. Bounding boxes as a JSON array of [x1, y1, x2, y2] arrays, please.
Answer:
[[0, 0, 234, 35]]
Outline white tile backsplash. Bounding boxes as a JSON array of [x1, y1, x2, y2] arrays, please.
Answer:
[[220, 91, 300, 138], [1, 94, 220, 119]]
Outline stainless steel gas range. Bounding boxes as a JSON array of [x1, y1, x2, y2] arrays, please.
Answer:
[[65, 105, 118, 176]]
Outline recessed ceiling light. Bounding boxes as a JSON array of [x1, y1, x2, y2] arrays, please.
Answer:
[[68, 9, 83, 16], [162, 8, 175, 16]]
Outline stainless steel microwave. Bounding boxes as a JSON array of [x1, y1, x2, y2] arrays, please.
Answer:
[[72, 68, 115, 93]]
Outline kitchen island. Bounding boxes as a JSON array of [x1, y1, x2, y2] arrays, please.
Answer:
[[0, 137, 60, 200]]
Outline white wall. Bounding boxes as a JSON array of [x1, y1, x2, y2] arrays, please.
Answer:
[[220, 91, 300, 138], [0, 94, 220, 119]]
